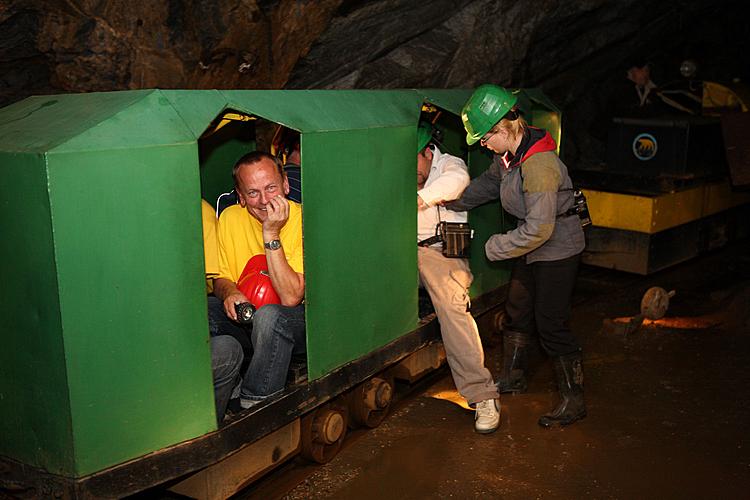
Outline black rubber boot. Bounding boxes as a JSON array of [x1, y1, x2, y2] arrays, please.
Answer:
[[496, 330, 529, 394], [538, 350, 586, 427]]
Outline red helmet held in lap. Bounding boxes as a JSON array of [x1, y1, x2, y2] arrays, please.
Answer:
[[237, 254, 281, 308]]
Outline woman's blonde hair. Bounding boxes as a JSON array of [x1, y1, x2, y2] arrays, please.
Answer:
[[490, 108, 527, 141]]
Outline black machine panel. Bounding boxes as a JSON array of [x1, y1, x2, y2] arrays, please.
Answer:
[[606, 117, 727, 179]]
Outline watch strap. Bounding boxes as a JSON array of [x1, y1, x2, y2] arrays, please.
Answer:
[[264, 239, 282, 250]]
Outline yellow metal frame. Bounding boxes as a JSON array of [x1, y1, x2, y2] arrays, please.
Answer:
[[203, 112, 255, 138], [583, 181, 750, 234]]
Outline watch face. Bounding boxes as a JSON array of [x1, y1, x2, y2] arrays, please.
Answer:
[[266, 239, 281, 250]]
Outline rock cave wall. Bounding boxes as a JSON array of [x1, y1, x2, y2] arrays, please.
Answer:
[[1, 0, 747, 166]]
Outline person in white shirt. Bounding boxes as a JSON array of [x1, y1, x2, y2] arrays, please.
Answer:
[[416, 122, 500, 434]]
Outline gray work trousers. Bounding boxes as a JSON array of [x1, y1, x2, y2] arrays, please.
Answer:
[[418, 246, 499, 405]]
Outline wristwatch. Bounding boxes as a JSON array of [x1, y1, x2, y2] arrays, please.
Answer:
[[264, 239, 282, 250]]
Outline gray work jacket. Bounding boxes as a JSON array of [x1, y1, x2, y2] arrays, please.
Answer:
[[448, 151, 585, 263]]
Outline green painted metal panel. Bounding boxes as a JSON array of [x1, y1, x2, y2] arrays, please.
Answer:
[[0, 152, 74, 474], [161, 90, 259, 203], [0, 91, 153, 153], [47, 145, 216, 475], [303, 127, 419, 379], [515, 89, 562, 153], [221, 90, 421, 133], [0, 90, 219, 476], [161, 89, 258, 204], [160, 90, 228, 140], [53, 91, 196, 153], [420, 88, 472, 116], [518, 88, 560, 113]]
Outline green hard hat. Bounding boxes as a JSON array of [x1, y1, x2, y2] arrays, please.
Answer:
[[417, 121, 434, 153], [462, 84, 518, 145]]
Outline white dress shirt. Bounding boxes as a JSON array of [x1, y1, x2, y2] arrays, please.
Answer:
[[417, 147, 470, 244]]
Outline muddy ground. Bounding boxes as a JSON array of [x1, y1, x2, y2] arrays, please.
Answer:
[[247, 240, 750, 499]]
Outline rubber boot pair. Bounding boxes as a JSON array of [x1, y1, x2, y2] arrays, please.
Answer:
[[538, 350, 587, 427], [496, 330, 529, 394]]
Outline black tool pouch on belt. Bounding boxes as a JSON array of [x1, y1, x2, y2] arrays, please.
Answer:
[[558, 188, 592, 227], [418, 206, 474, 258], [437, 221, 473, 257]]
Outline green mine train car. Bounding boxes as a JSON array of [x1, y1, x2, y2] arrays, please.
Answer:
[[0, 88, 561, 498]]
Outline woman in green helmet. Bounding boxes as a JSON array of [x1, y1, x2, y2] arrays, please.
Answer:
[[445, 84, 587, 427]]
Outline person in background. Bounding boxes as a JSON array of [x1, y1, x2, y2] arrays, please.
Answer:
[[447, 85, 587, 428], [627, 63, 659, 109], [626, 61, 698, 115], [282, 134, 302, 203]]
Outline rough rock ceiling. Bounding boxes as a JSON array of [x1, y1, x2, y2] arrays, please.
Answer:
[[1, 0, 747, 165]]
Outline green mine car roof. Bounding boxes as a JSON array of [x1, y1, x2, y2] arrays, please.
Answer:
[[0, 89, 430, 152], [0, 88, 560, 152]]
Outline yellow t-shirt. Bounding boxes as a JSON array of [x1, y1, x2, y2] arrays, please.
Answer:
[[201, 199, 220, 293], [217, 201, 304, 283]]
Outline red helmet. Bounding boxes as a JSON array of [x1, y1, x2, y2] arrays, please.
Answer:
[[237, 254, 281, 308]]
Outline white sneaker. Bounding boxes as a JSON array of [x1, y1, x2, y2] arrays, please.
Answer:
[[474, 398, 501, 434]]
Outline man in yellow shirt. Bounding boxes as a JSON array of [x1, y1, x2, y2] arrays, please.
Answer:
[[209, 152, 305, 409]]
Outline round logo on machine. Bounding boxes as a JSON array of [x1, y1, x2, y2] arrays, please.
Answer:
[[632, 133, 658, 161]]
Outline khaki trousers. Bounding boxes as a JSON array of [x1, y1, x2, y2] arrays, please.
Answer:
[[418, 246, 499, 405]]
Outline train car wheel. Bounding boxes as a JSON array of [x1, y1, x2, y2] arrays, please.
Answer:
[[348, 376, 393, 429], [493, 310, 506, 334], [300, 403, 348, 464]]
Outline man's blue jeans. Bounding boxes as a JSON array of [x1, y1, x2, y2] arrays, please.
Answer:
[[207, 296, 253, 355], [210, 335, 243, 423], [241, 303, 306, 401], [207, 296, 306, 401]]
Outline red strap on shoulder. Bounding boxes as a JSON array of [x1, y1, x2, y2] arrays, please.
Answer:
[[521, 130, 557, 162]]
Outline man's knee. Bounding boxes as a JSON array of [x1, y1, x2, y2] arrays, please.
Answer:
[[252, 304, 306, 349], [252, 303, 284, 329], [249, 304, 292, 344], [211, 335, 244, 375]]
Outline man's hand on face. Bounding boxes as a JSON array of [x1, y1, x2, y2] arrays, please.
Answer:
[[263, 195, 289, 237], [223, 291, 249, 321]]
